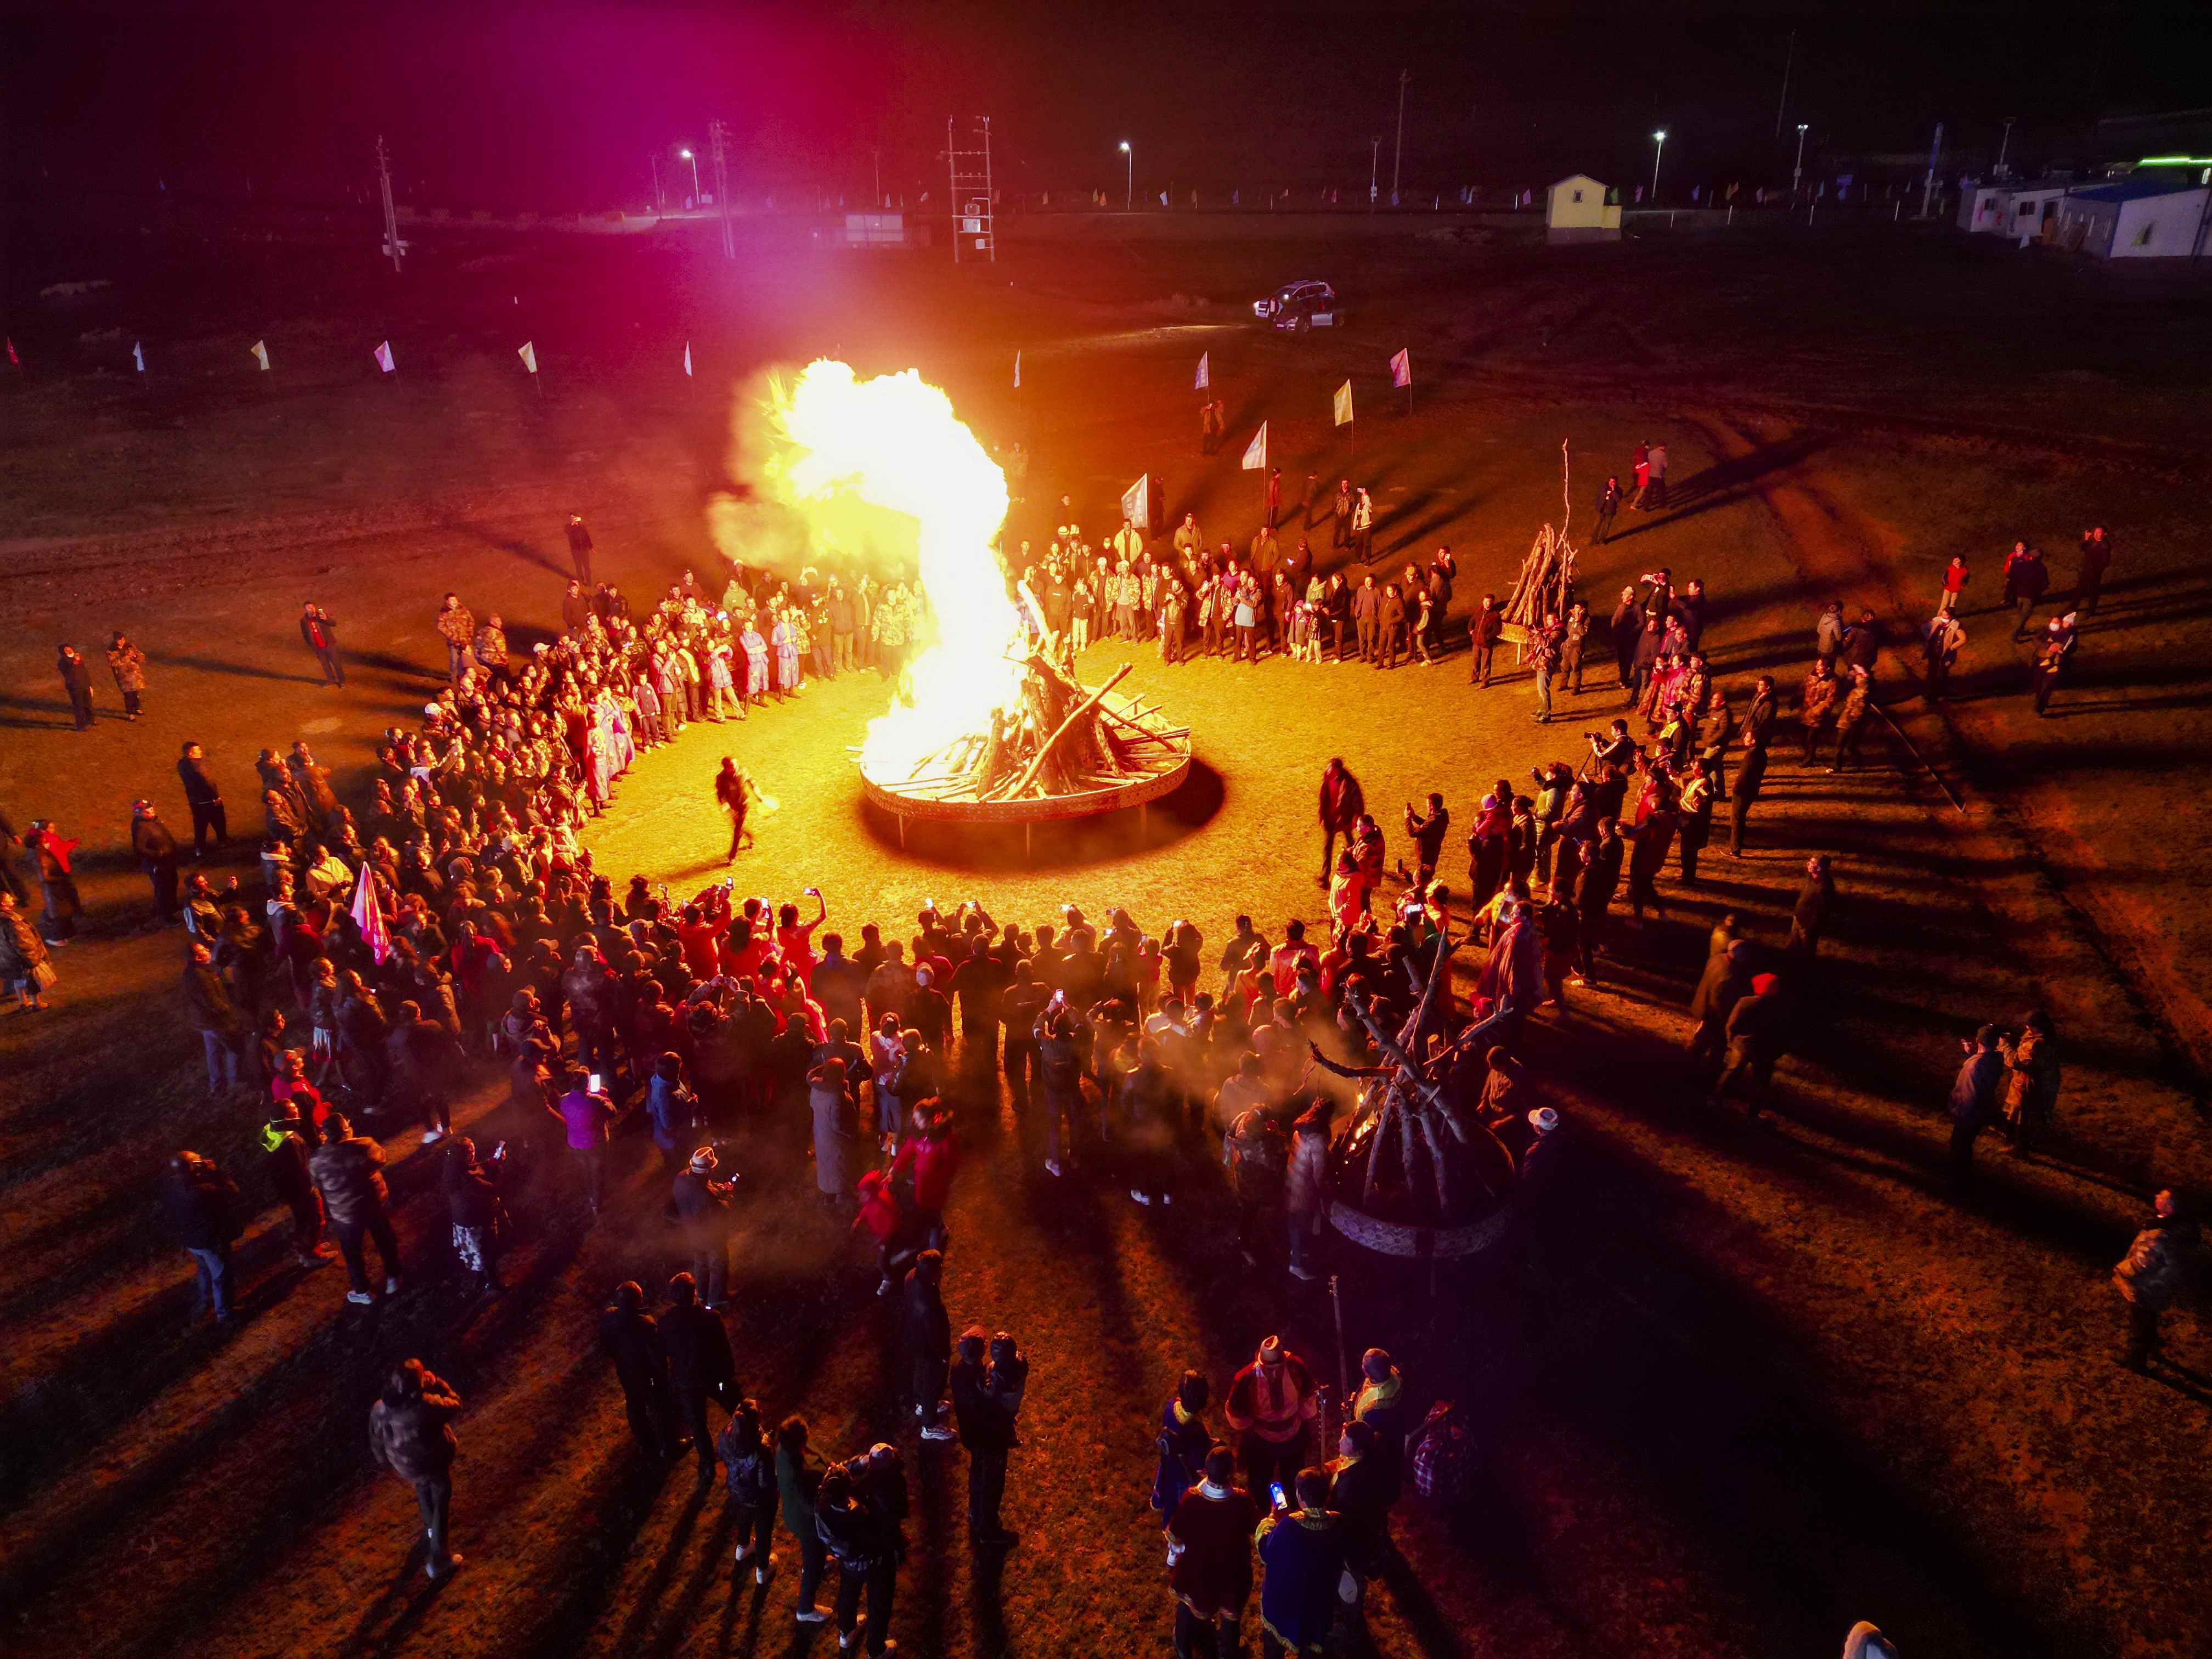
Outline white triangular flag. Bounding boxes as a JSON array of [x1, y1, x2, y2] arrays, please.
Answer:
[[1333, 380, 1353, 426], [517, 341, 538, 375], [132, 342, 145, 374], [249, 340, 270, 371], [1241, 422, 1267, 471], [683, 341, 693, 377], [373, 340, 396, 374], [1194, 351, 1210, 390]]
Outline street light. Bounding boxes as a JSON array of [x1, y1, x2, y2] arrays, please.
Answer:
[[1794, 123, 1809, 195], [1118, 140, 1132, 211], [1650, 129, 1667, 202], [679, 147, 701, 203]]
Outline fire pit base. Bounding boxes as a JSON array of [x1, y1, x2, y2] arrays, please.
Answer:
[[859, 690, 1192, 855], [1325, 1199, 1514, 1261]]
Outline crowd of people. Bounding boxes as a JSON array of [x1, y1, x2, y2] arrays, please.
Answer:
[[1, 473, 2183, 1659]]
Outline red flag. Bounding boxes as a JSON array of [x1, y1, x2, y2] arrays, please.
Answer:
[[4, 337, 18, 369], [351, 864, 392, 965]]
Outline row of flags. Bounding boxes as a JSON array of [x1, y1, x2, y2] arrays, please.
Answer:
[[13, 336, 703, 381]]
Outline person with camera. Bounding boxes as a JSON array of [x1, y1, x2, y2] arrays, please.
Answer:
[[1254, 1465, 1350, 1659], [671, 1144, 736, 1309]]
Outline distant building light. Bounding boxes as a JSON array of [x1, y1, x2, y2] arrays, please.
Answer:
[[2135, 154, 2212, 166]]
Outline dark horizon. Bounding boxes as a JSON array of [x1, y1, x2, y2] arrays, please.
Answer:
[[5, 3, 2209, 215]]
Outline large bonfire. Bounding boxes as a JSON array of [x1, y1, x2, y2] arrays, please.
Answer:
[[765, 359, 1186, 807]]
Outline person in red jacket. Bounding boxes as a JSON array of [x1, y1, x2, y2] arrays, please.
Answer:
[[890, 1104, 961, 1250], [1222, 1335, 1319, 1500]]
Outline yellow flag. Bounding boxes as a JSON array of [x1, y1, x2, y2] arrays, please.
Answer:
[[517, 341, 538, 375], [1333, 380, 1352, 426]]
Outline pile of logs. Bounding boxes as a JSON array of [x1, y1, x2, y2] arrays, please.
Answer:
[[888, 646, 1189, 804]]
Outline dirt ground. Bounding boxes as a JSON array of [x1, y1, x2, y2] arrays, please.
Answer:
[[3, 218, 2209, 1659]]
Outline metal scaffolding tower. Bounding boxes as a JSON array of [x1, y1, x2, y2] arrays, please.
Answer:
[[946, 116, 996, 263]]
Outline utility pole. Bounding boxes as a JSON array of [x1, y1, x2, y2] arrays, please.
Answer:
[[1391, 70, 1409, 200], [650, 152, 663, 213], [1793, 123, 1809, 196], [375, 135, 405, 274], [709, 119, 735, 259], [1920, 121, 1944, 219], [1369, 137, 1381, 209], [1774, 31, 1794, 138], [1995, 115, 2017, 179], [872, 147, 882, 206]]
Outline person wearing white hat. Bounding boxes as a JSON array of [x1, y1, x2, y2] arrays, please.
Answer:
[[671, 1145, 736, 1310]]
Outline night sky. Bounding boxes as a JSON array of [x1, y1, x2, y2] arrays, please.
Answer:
[[6, 3, 2209, 211]]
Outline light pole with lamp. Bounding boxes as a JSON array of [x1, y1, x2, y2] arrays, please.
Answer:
[[679, 147, 702, 205], [1650, 129, 1667, 202], [1793, 123, 1809, 195], [1119, 140, 1132, 210]]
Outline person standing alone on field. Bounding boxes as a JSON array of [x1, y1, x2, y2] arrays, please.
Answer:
[[369, 1358, 465, 1581], [565, 512, 595, 583], [57, 645, 96, 729], [300, 602, 343, 687], [2113, 1189, 2198, 1372], [2075, 525, 2112, 614], [1594, 475, 1622, 544]]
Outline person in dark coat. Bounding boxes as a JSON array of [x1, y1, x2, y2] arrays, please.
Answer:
[[1686, 940, 1753, 1080], [299, 602, 343, 686], [718, 1397, 780, 1582], [261, 1100, 330, 1268], [311, 1111, 402, 1302], [184, 940, 246, 1094], [1572, 820, 1625, 981], [439, 1136, 507, 1296], [2075, 525, 2112, 614], [131, 800, 182, 926], [386, 999, 462, 1139], [176, 741, 228, 856], [57, 644, 96, 729], [1167, 1443, 1259, 1659], [1713, 973, 1786, 1118], [663, 1271, 737, 1483], [1317, 759, 1365, 888], [820, 1449, 908, 1656], [599, 1279, 685, 1459], [1946, 1024, 2005, 1188], [1350, 1347, 1413, 1505], [776, 1416, 834, 1622], [1254, 1466, 1348, 1659], [565, 512, 595, 583], [901, 1249, 955, 1439], [369, 1358, 464, 1580], [1152, 1369, 1216, 1527], [1729, 737, 1770, 857], [1326, 1419, 1395, 1581], [162, 1150, 242, 1325], [1785, 854, 1835, 958], [2114, 1190, 2198, 1370], [950, 1327, 1023, 1545], [671, 1146, 737, 1307]]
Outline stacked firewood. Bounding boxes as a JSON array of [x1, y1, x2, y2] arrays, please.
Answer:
[[896, 647, 1187, 803]]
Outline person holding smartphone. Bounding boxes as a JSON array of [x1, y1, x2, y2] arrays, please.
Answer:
[[552, 1066, 619, 1219], [1252, 1466, 1349, 1659]]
